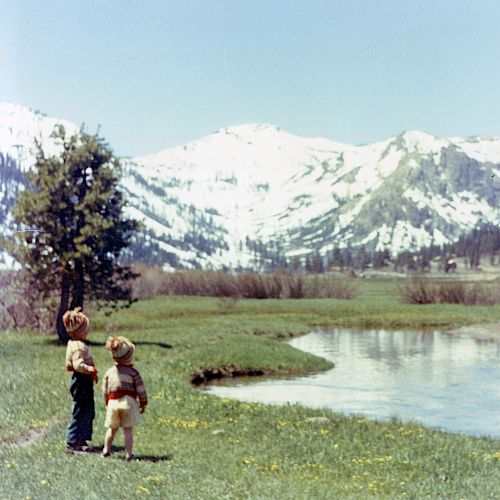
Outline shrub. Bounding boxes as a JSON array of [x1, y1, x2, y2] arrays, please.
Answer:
[[245, 271, 283, 298], [400, 277, 500, 305], [464, 283, 500, 305], [438, 282, 467, 304], [399, 278, 437, 304], [161, 270, 240, 297], [284, 273, 305, 299], [128, 265, 358, 301], [0, 270, 57, 333], [130, 262, 167, 300], [304, 274, 358, 299]]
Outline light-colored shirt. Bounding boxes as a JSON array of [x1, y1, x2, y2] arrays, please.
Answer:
[[65, 339, 96, 375], [103, 364, 148, 408]]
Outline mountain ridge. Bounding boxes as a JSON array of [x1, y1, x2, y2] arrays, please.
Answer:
[[1, 103, 499, 270]]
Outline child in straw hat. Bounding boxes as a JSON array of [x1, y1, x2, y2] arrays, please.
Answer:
[[102, 336, 148, 460], [64, 307, 98, 453]]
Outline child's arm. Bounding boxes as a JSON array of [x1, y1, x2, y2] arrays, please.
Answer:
[[134, 371, 148, 412], [65, 343, 73, 371], [102, 372, 109, 406], [71, 341, 98, 381]]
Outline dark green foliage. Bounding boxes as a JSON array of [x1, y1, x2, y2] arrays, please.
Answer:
[[372, 249, 391, 268], [395, 223, 500, 272], [454, 224, 500, 268], [329, 247, 344, 269], [10, 125, 139, 341], [354, 245, 371, 270], [244, 236, 289, 271], [306, 251, 325, 273]]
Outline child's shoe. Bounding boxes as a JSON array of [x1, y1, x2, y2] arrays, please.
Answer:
[[77, 441, 90, 452], [66, 443, 84, 454]]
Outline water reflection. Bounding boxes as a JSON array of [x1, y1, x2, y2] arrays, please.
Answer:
[[203, 328, 500, 437]]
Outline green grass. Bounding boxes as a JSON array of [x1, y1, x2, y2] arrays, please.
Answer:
[[1, 281, 499, 499]]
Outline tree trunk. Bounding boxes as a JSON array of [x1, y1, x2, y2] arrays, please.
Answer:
[[56, 272, 71, 344], [69, 259, 85, 311]]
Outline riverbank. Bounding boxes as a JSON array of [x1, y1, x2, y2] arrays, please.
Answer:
[[448, 321, 500, 342], [205, 327, 500, 437], [1, 292, 499, 498]]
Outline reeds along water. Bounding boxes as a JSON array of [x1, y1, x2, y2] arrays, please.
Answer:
[[399, 277, 500, 305], [130, 266, 359, 300]]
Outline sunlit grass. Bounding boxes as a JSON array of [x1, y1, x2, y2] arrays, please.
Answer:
[[1, 282, 499, 498]]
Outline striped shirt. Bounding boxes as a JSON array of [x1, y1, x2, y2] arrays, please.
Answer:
[[103, 365, 148, 407], [65, 339, 96, 375]]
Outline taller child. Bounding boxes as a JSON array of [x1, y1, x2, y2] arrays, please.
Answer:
[[64, 307, 98, 453]]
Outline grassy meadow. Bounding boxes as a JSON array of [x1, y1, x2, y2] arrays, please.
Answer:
[[1, 279, 500, 499]]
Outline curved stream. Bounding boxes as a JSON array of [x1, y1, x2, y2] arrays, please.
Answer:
[[203, 328, 500, 437]]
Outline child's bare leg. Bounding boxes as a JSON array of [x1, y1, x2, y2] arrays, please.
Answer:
[[124, 427, 133, 459], [103, 427, 118, 455]]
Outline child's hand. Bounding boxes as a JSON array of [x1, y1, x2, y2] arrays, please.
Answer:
[[90, 367, 99, 384], [140, 405, 146, 414]]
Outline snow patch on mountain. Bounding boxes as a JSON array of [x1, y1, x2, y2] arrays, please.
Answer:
[[1, 103, 499, 269], [0, 103, 78, 170]]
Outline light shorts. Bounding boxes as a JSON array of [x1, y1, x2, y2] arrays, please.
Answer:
[[104, 395, 143, 429]]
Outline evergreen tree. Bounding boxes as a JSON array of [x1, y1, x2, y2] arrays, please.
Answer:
[[305, 254, 313, 273], [343, 246, 354, 268], [10, 125, 139, 343], [290, 256, 302, 272], [355, 245, 370, 270], [310, 251, 325, 273], [330, 247, 344, 270], [372, 249, 390, 268]]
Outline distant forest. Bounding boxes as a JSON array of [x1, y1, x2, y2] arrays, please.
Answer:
[[124, 223, 500, 273], [241, 223, 500, 274], [391, 223, 500, 273]]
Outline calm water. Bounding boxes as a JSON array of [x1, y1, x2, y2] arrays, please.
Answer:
[[203, 328, 500, 437]]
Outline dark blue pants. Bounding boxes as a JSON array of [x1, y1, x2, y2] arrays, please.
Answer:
[[66, 372, 95, 445]]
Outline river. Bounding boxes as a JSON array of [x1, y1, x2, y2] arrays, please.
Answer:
[[203, 328, 500, 437]]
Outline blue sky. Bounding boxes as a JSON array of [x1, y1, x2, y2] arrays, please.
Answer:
[[1, 0, 500, 156]]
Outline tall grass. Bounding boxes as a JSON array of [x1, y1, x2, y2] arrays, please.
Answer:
[[130, 266, 359, 300], [400, 277, 500, 305]]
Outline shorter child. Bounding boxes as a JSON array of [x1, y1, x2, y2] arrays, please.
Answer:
[[64, 307, 98, 453], [102, 336, 148, 460]]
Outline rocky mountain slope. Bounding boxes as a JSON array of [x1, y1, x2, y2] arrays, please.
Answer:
[[1, 103, 499, 269]]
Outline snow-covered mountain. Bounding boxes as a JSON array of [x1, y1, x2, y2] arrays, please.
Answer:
[[1, 103, 499, 269]]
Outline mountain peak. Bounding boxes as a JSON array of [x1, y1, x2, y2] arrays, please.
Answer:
[[391, 129, 448, 155], [399, 130, 436, 142], [0, 102, 78, 167], [219, 123, 281, 135], [1, 103, 499, 270]]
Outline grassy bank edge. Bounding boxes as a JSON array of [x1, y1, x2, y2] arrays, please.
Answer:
[[1, 294, 499, 499]]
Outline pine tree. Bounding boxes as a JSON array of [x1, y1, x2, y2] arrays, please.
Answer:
[[289, 256, 302, 272], [11, 125, 139, 343], [355, 245, 370, 270], [343, 246, 354, 269], [330, 247, 344, 270], [310, 251, 325, 273]]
